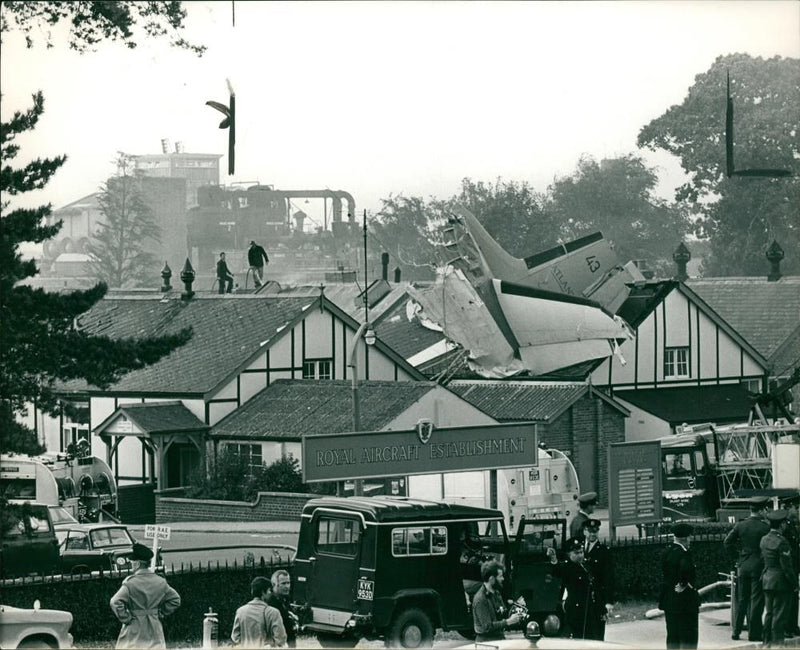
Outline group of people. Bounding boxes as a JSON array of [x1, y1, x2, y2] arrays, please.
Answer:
[[724, 495, 800, 647], [216, 240, 270, 294], [108, 543, 296, 649]]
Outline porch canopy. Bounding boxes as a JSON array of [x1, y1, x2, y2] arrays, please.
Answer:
[[94, 401, 209, 489]]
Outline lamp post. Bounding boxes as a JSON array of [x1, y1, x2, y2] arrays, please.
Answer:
[[347, 322, 376, 497]]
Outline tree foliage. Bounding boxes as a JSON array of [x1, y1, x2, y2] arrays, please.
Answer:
[[0, 1, 205, 54], [638, 54, 799, 275], [86, 153, 162, 288], [187, 451, 311, 501], [547, 154, 691, 275], [2, 30, 196, 454]]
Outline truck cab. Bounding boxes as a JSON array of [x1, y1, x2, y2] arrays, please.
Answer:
[[291, 496, 567, 648]]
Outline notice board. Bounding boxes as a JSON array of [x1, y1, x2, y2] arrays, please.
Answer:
[[608, 440, 662, 527]]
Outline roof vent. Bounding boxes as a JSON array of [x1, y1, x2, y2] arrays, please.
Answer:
[[673, 242, 691, 282], [766, 240, 783, 282]]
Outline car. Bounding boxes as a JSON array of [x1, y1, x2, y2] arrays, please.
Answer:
[[1, 502, 60, 578], [55, 522, 138, 574], [0, 600, 74, 649]]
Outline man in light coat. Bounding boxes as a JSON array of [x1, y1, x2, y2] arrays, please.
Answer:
[[110, 543, 181, 649], [231, 576, 287, 647]]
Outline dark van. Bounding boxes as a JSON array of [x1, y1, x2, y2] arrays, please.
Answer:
[[291, 496, 567, 648], [1, 501, 60, 578]]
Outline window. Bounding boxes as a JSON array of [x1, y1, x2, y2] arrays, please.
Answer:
[[741, 379, 761, 394], [303, 359, 332, 380], [227, 443, 262, 473], [392, 526, 448, 557], [316, 517, 360, 556], [664, 347, 690, 379]]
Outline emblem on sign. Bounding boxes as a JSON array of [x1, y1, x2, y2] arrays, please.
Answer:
[[416, 419, 434, 444]]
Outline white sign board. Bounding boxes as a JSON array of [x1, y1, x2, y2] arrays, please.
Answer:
[[144, 524, 172, 541]]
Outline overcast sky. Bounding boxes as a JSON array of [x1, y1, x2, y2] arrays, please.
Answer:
[[2, 1, 798, 227]]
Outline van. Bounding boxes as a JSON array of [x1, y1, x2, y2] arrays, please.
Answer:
[[291, 496, 567, 648], [1, 501, 60, 578]]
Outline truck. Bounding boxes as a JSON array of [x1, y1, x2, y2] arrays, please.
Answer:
[[291, 495, 569, 648], [658, 421, 800, 522], [0, 452, 119, 523]]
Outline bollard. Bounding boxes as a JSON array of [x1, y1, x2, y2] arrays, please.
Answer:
[[202, 608, 219, 648]]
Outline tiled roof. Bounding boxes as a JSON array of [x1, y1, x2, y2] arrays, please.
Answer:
[[448, 381, 628, 422], [686, 277, 800, 364], [70, 294, 318, 395], [210, 379, 438, 439], [768, 324, 800, 377], [97, 401, 207, 434], [614, 384, 755, 426], [374, 298, 446, 360]]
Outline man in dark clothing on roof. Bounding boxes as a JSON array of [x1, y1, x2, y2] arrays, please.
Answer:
[[247, 240, 269, 288], [216, 252, 234, 294]]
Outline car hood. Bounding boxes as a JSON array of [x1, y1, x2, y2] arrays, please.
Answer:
[[0, 604, 73, 624]]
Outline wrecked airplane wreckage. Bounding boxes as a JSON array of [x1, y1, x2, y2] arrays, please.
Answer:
[[405, 205, 637, 379]]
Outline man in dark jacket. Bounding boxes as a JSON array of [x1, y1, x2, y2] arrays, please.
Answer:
[[267, 569, 297, 647], [782, 496, 800, 636], [724, 496, 770, 641], [547, 537, 603, 639], [472, 560, 522, 642], [247, 240, 269, 288], [583, 519, 614, 640], [216, 252, 234, 294], [761, 509, 797, 647], [569, 492, 597, 540], [660, 522, 700, 649]]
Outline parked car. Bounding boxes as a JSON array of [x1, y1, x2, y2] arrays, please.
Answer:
[[0, 600, 74, 648], [56, 523, 138, 574], [1, 502, 60, 578]]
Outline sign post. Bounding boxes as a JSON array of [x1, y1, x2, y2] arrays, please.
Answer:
[[607, 441, 662, 542], [144, 524, 171, 570]]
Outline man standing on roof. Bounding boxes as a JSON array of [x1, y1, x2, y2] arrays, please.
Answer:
[[723, 496, 770, 641], [217, 252, 234, 294], [570, 492, 597, 540], [761, 509, 796, 647], [248, 240, 269, 288]]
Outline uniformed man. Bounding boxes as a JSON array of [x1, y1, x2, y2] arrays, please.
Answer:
[[110, 543, 181, 649], [761, 509, 797, 647], [723, 496, 770, 641], [583, 519, 614, 641], [659, 522, 700, 649], [546, 537, 602, 639], [781, 496, 800, 637], [569, 492, 598, 540]]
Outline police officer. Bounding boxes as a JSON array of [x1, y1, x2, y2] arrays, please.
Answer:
[[110, 543, 181, 649], [570, 492, 598, 540], [781, 496, 800, 637], [723, 496, 770, 641], [659, 522, 700, 649], [583, 519, 614, 640], [761, 509, 796, 647], [547, 537, 602, 639]]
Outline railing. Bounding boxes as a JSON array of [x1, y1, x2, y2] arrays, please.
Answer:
[[160, 543, 295, 573]]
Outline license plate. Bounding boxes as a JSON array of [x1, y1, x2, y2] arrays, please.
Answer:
[[357, 579, 374, 601]]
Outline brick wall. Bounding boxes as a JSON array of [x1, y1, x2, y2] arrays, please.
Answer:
[[536, 394, 625, 507], [155, 490, 319, 523]]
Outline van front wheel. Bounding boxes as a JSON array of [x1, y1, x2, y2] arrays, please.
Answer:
[[386, 607, 434, 648]]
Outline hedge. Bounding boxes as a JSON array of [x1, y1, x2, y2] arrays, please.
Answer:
[[1, 557, 290, 645]]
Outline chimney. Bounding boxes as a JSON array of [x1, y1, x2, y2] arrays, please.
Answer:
[[161, 138, 170, 154], [673, 242, 691, 282], [160, 262, 172, 292], [766, 240, 784, 282], [381, 252, 389, 281], [174, 141, 184, 154], [394, 267, 401, 283], [180, 258, 196, 299]]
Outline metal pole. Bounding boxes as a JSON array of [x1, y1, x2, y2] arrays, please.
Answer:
[[348, 322, 369, 498]]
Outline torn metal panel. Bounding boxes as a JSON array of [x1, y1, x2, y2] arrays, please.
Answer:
[[446, 203, 643, 313]]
